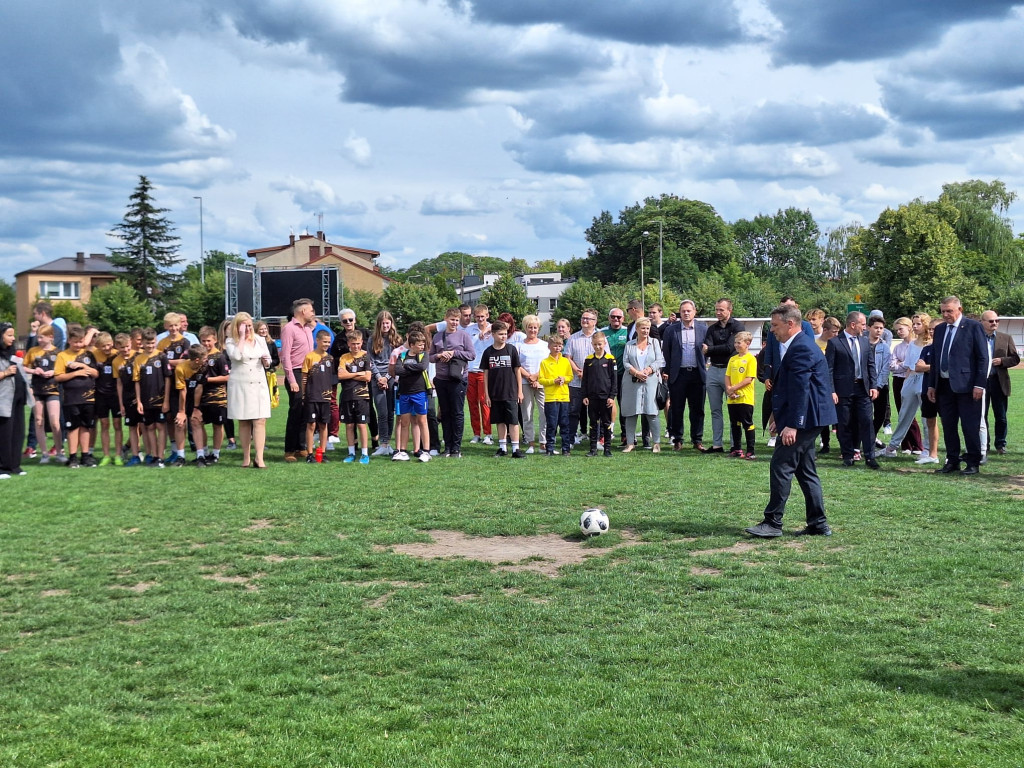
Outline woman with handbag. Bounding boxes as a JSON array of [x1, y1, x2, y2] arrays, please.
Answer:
[[0, 323, 28, 479], [620, 318, 665, 453]]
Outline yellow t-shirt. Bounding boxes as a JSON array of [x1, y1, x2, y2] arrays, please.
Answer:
[[726, 352, 757, 407], [538, 355, 573, 403]]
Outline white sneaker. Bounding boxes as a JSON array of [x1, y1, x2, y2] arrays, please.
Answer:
[[883, 425, 893, 435], [418, 452, 431, 463], [574, 435, 583, 445], [525, 446, 535, 454], [392, 451, 409, 461], [853, 450, 862, 461], [482, 436, 493, 445], [915, 455, 939, 464], [372, 445, 390, 456], [328, 435, 341, 445], [429, 449, 439, 456], [39, 455, 50, 465], [324, 441, 335, 451], [0, 473, 10, 480], [881, 447, 899, 458], [470, 436, 480, 443], [767, 436, 777, 448]]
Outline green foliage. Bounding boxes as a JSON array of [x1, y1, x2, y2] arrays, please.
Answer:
[[51, 300, 88, 327], [398, 251, 521, 284], [378, 281, 451, 333], [820, 223, 863, 284], [556, 280, 610, 327], [85, 280, 156, 332], [530, 259, 563, 273], [480, 274, 534, 326], [992, 282, 1024, 315], [433, 275, 459, 305], [733, 207, 824, 284], [107, 175, 182, 301], [171, 269, 227, 330], [939, 179, 1021, 286], [0, 279, 14, 324], [340, 289, 380, 326]]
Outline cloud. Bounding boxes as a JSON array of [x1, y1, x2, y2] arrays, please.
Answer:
[[459, 0, 749, 46], [880, 78, 1024, 140], [375, 195, 408, 211], [343, 131, 372, 167], [731, 102, 889, 146], [420, 191, 498, 216], [765, 0, 1017, 65], [271, 176, 338, 211]]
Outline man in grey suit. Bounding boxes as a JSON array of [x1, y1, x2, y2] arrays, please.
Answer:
[[927, 296, 990, 475], [980, 310, 1019, 455], [826, 311, 880, 469]]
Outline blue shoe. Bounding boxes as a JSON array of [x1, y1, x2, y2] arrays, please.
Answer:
[[343, 455, 356, 463], [125, 456, 142, 467], [359, 454, 369, 465], [144, 455, 156, 465]]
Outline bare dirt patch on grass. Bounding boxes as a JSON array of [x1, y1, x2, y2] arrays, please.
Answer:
[[689, 541, 758, 557], [40, 589, 69, 597], [387, 529, 642, 577], [243, 519, 277, 532], [109, 581, 159, 593], [260, 554, 332, 563], [201, 570, 263, 591], [690, 567, 723, 576]]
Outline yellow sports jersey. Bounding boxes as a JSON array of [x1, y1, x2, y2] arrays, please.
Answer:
[[133, 351, 171, 408], [302, 351, 335, 403], [726, 352, 757, 407], [24, 345, 59, 397], [538, 355, 573, 403], [55, 349, 97, 405]]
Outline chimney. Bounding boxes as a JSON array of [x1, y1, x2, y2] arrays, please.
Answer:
[[289, 234, 295, 246], [309, 245, 320, 261], [316, 230, 325, 241], [76, 252, 85, 263]]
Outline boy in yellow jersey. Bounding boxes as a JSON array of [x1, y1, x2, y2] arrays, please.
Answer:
[[725, 331, 757, 459], [538, 335, 573, 456], [23, 324, 63, 463], [54, 326, 99, 468], [91, 332, 123, 466], [301, 330, 334, 463], [193, 326, 230, 465], [170, 346, 207, 466], [112, 333, 142, 465], [337, 331, 373, 465], [157, 313, 191, 456], [133, 328, 171, 468]]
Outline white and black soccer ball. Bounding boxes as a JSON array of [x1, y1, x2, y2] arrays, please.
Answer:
[[580, 508, 610, 536]]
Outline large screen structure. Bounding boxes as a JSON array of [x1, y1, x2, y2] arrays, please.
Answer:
[[225, 264, 340, 319]]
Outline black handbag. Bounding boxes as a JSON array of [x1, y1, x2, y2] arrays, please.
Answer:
[[656, 380, 669, 410]]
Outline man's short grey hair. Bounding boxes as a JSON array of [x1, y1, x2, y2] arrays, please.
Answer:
[[679, 299, 696, 311], [845, 311, 865, 325], [339, 307, 356, 320], [771, 305, 802, 325]]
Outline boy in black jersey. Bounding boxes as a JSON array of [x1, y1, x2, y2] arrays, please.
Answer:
[[479, 321, 524, 458], [55, 326, 99, 468], [23, 324, 63, 463], [113, 333, 142, 465], [171, 346, 207, 466], [338, 330, 373, 464], [301, 330, 334, 463], [193, 327, 230, 465], [158, 313, 191, 455], [581, 331, 617, 457], [133, 328, 171, 467], [91, 331, 123, 466]]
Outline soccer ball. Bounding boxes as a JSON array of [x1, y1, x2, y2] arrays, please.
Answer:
[[580, 508, 610, 536]]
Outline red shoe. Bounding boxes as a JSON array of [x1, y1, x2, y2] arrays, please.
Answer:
[[24, 447, 37, 459]]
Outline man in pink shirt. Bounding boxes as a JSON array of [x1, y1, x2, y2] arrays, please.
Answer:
[[280, 298, 315, 461]]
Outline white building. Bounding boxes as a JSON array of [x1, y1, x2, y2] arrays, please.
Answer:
[[516, 272, 577, 333]]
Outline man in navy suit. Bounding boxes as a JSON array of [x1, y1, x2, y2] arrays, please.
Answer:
[[661, 299, 708, 450], [927, 296, 990, 475], [826, 311, 880, 469], [746, 304, 838, 538]]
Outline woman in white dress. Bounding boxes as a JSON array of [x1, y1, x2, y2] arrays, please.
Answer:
[[225, 312, 273, 468]]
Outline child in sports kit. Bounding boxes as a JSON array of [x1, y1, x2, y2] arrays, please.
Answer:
[[392, 330, 431, 462], [113, 333, 143, 465], [301, 330, 334, 464], [581, 331, 617, 458], [193, 326, 230, 465], [539, 335, 574, 456], [23, 324, 64, 463], [479, 321, 524, 458], [90, 332, 123, 466], [337, 330, 373, 464], [133, 328, 172, 468], [171, 346, 207, 467], [54, 326, 100, 468], [158, 313, 191, 455], [725, 331, 757, 459]]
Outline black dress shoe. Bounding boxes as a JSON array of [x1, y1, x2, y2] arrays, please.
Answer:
[[841, 459, 855, 467], [935, 462, 960, 474], [793, 524, 832, 536], [744, 522, 783, 538], [960, 464, 980, 475], [997, 447, 1007, 455], [865, 459, 881, 470], [819, 446, 830, 454]]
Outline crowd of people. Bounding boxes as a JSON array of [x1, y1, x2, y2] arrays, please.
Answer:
[[0, 294, 1017, 482]]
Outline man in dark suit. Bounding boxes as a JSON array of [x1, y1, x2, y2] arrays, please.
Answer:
[[927, 296, 990, 475], [825, 311, 880, 469], [661, 299, 708, 450], [980, 310, 1020, 455], [746, 304, 838, 538]]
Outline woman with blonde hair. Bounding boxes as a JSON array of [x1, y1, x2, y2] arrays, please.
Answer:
[[515, 314, 548, 453], [912, 314, 941, 464], [369, 310, 403, 456], [620, 318, 664, 453], [887, 317, 922, 452], [225, 312, 273, 468], [882, 315, 926, 459]]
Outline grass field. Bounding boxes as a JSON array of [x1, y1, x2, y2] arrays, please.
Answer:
[[2, 377, 1023, 767]]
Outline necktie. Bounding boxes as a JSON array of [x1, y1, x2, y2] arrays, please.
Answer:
[[940, 325, 954, 375], [849, 336, 861, 379]]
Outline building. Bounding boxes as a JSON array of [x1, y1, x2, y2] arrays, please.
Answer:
[[247, 231, 391, 294], [15, 252, 126, 334], [517, 272, 577, 333]]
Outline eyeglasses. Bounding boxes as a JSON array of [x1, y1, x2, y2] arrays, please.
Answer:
[[609, 315, 623, 320], [986, 319, 1000, 323], [581, 316, 596, 322], [341, 318, 355, 323]]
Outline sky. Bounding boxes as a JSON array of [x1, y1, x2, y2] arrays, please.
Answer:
[[2, 0, 1024, 284]]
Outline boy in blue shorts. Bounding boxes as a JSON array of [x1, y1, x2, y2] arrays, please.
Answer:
[[393, 330, 431, 463]]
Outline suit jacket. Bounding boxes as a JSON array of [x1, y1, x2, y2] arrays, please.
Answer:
[[927, 318, 990, 394], [825, 332, 876, 398], [762, 320, 814, 382], [772, 331, 837, 431], [661, 321, 708, 384], [988, 330, 1020, 397]]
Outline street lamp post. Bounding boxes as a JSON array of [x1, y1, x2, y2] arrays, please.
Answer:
[[640, 234, 647, 308], [646, 219, 664, 302], [193, 196, 205, 284]]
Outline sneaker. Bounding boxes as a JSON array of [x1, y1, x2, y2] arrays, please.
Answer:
[[573, 435, 582, 445], [343, 455, 356, 463], [23, 447, 37, 460], [853, 449, 862, 461], [450, 452, 463, 459], [586, 449, 598, 457], [561, 449, 571, 456], [418, 452, 431, 463], [0, 473, 9, 480], [306, 454, 316, 464], [48, 447, 58, 458], [206, 454, 219, 465], [525, 446, 535, 454], [470, 436, 480, 443], [744, 453, 757, 460], [392, 451, 410, 461], [511, 449, 525, 459], [144, 455, 156, 466], [482, 436, 493, 445], [171, 457, 187, 467], [54, 452, 68, 465], [39, 454, 51, 465], [156, 459, 166, 469], [495, 448, 508, 457], [82, 455, 99, 468], [429, 450, 439, 457], [226, 440, 237, 450], [883, 425, 893, 435], [874, 439, 885, 449], [328, 435, 341, 445], [603, 448, 612, 457], [359, 454, 370, 465], [324, 441, 335, 451], [125, 456, 142, 467], [729, 449, 744, 458], [545, 450, 555, 456], [68, 457, 81, 469], [915, 455, 939, 465], [192, 457, 208, 467], [371, 445, 391, 457], [881, 447, 899, 459], [767, 436, 777, 447]]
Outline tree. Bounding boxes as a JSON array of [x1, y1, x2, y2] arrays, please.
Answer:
[[86, 280, 155, 332], [555, 280, 610, 329], [531, 259, 563, 273], [0, 279, 14, 324], [173, 269, 227, 330], [52, 300, 88, 327], [480, 274, 534, 326], [938, 179, 1021, 286], [733, 208, 823, 283], [377, 281, 450, 334], [341, 289, 380, 327], [107, 175, 182, 302], [820, 223, 863, 284]]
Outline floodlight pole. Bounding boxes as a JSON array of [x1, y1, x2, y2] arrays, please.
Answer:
[[640, 239, 645, 308], [647, 219, 664, 302], [193, 196, 205, 284]]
